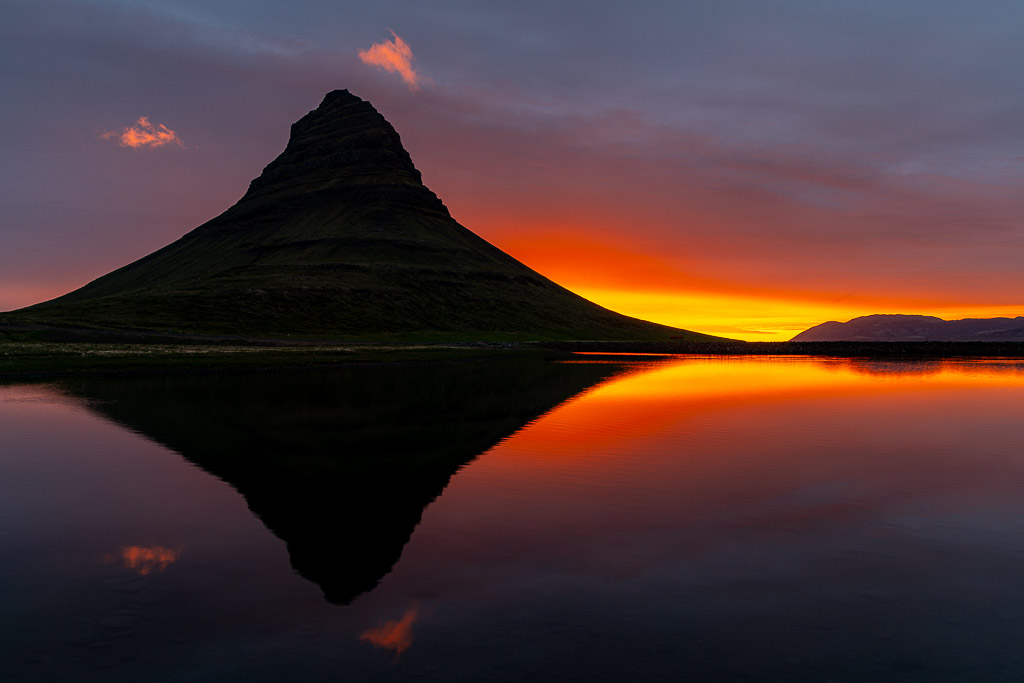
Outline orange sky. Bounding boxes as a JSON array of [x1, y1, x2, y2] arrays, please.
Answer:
[[495, 235, 1024, 341], [442, 209, 1024, 341], [395, 91, 1024, 341]]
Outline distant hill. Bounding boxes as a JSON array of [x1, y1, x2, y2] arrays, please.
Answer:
[[792, 314, 1024, 341], [4, 90, 718, 342]]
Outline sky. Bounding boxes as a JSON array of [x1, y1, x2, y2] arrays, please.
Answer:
[[2, 0, 1023, 340]]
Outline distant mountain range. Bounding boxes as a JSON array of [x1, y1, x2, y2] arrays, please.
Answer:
[[2, 89, 717, 342], [792, 314, 1024, 341]]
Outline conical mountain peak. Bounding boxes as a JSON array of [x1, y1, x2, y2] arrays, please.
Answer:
[[242, 89, 442, 212]]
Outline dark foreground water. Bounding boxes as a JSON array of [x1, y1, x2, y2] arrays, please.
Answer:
[[3, 356, 1024, 682]]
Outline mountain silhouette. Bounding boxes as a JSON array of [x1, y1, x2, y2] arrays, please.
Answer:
[[9, 90, 714, 342], [60, 359, 629, 604], [792, 314, 1024, 342]]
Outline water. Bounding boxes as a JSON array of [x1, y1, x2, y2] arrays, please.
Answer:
[[2, 356, 1024, 681]]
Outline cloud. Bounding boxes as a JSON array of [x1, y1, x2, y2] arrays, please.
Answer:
[[358, 30, 423, 90], [101, 117, 182, 148]]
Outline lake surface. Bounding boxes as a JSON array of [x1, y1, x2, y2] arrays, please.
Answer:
[[3, 355, 1024, 682]]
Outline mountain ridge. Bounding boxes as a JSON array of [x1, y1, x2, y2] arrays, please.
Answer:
[[4, 90, 717, 342], [792, 314, 1024, 342]]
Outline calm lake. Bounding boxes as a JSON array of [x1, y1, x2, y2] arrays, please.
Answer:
[[3, 355, 1024, 682]]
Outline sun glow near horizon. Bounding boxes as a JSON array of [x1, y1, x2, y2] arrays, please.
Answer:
[[574, 287, 1024, 341], [490, 233, 1024, 341]]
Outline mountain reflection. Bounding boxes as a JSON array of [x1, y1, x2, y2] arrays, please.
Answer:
[[60, 359, 627, 604]]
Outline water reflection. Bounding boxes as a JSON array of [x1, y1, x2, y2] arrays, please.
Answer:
[[359, 604, 419, 657], [374, 356, 1024, 680], [5, 356, 1024, 681], [59, 359, 627, 604], [841, 357, 1024, 377], [102, 545, 182, 576]]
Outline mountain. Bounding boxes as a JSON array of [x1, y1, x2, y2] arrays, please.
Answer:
[[792, 314, 1024, 341], [61, 358, 629, 604], [5, 90, 717, 342]]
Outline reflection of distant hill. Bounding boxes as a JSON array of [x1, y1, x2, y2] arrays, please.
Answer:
[[838, 358, 1024, 378], [793, 314, 1024, 341], [61, 359, 626, 604], [845, 360, 944, 377]]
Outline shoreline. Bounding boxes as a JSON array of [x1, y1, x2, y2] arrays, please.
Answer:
[[538, 340, 1024, 358], [0, 340, 542, 381], [4, 336, 1024, 381]]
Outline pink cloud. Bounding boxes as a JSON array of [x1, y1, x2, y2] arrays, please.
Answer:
[[101, 117, 182, 148], [358, 30, 423, 90]]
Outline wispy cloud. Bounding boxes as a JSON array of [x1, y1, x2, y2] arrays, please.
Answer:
[[101, 117, 182, 148], [358, 30, 423, 90]]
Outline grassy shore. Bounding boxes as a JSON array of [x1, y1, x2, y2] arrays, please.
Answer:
[[5, 325, 1024, 380], [0, 339, 550, 380], [0, 339, 552, 378], [0, 325, 553, 379]]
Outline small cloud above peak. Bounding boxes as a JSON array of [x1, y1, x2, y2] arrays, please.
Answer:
[[101, 117, 182, 149], [358, 30, 425, 91]]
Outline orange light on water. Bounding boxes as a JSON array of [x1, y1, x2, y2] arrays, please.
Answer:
[[505, 357, 1024, 460], [420, 356, 1024, 585], [104, 545, 181, 575], [360, 605, 419, 657]]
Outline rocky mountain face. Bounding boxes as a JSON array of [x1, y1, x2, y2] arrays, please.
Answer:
[[8, 90, 714, 341], [792, 314, 1024, 341]]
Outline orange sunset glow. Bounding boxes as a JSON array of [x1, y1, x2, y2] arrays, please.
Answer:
[[491, 236, 1019, 341], [568, 289, 1024, 342], [446, 198, 1024, 341]]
